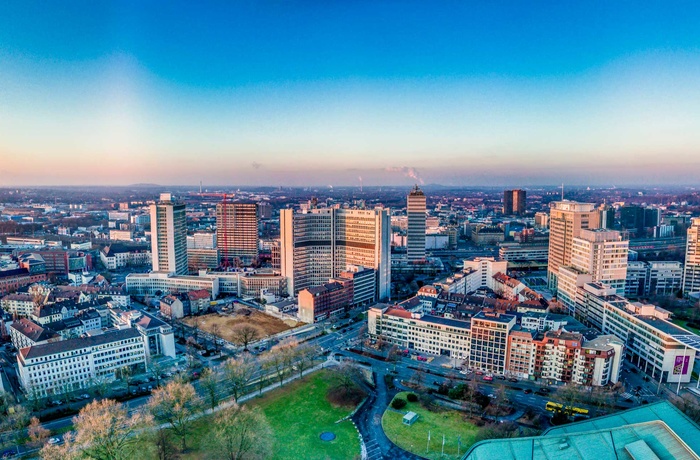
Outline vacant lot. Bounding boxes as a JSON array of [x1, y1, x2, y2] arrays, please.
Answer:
[[183, 307, 303, 342], [382, 392, 478, 460]]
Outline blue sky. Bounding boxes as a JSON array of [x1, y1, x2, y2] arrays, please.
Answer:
[[1, 2, 699, 186]]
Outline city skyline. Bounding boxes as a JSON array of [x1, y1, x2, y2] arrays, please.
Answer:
[[2, 2, 700, 186]]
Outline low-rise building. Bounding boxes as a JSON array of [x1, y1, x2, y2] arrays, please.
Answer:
[[100, 244, 151, 270], [9, 318, 59, 349], [625, 261, 684, 298], [1, 293, 36, 317], [298, 279, 353, 323]]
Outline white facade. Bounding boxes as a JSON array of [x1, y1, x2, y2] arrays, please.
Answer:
[[570, 229, 628, 295], [683, 218, 700, 297], [17, 328, 146, 397], [1, 293, 35, 317], [126, 271, 219, 298], [462, 257, 508, 291], [100, 247, 151, 270], [151, 193, 188, 276]]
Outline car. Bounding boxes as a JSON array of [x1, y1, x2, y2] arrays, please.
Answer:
[[1, 448, 17, 458], [192, 371, 200, 378], [459, 370, 469, 375], [47, 437, 61, 445], [534, 390, 548, 396], [508, 378, 518, 383], [488, 394, 496, 399], [417, 356, 428, 362], [475, 370, 484, 375], [496, 375, 506, 380], [80, 394, 90, 399]]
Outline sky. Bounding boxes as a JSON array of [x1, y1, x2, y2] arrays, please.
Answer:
[[1, 2, 700, 187]]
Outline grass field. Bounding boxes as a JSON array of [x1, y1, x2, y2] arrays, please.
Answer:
[[172, 369, 361, 460], [249, 369, 362, 460], [672, 319, 700, 335], [182, 307, 303, 342], [382, 392, 478, 460]]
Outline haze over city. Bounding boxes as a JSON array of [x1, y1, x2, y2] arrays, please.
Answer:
[[2, 2, 700, 186]]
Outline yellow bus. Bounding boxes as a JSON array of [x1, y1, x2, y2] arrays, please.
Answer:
[[545, 401, 588, 415]]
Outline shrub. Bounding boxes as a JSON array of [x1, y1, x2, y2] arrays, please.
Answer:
[[406, 393, 418, 402], [391, 398, 407, 410]]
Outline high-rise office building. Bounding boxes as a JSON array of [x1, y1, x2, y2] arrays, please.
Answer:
[[570, 229, 628, 294], [598, 203, 615, 229], [150, 193, 188, 276], [216, 202, 259, 266], [503, 189, 526, 216], [683, 218, 700, 297], [406, 186, 426, 261], [547, 201, 600, 291], [280, 207, 391, 300]]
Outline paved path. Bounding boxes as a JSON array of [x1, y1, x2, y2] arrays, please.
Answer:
[[352, 369, 423, 460]]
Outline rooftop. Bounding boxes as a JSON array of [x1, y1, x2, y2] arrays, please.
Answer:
[[19, 328, 141, 360]]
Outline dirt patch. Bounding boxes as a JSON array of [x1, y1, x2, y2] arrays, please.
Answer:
[[327, 385, 366, 408], [182, 307, 303, 342]]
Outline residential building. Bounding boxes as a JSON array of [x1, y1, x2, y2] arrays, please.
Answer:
[[462, 257, 508, 291], [150, 193, 188, 275], [469, 311, 516, 375], [503, 189, 526, 216], [100, 244, 151, 270], [10, 318, 58, 349], [547, 201, 600, 291], [683, 217, 700, 297], [216, 202, 259, 266], [406, 186, 426, 261], [186, 290, 210, 315], [280, 207, 391, 299], [17, 328, 146, 398], [298, 279, 353, 323], [160, 294, 188, 319], [1, 293, 35, 317], [109, 229, 133, 241], [0, 269, 47, 296], [534, 212, 549, 228], [573, 334, 624, 386]]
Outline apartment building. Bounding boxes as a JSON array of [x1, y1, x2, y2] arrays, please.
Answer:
[[469, 311, 516, 375], [298, 279, 353, 323], [1, 293, 35, 317], [100, 244, 151, 270]]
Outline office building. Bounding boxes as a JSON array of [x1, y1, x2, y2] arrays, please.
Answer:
[[100, 244, 151, 270], [216, 202, 259, 266], [547, 201, 600, 291], [280, 207, 391, 299], [598, 203, 615, 229], [503, 189, 526, 216], [150, 193, 188, 276], [406, 186, 426, 261], [18, 328, 147, 398], [683, 217, 700, 297], [569, 229, 628, 294], [625, 261, 684, 298], [187, 232, 216, 250]]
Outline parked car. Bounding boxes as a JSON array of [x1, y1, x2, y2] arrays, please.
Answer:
[[417, 356, 428, 362], [508, 378, 518, 383], [523, 388, 532, 394], [47, 437, 61, 445], [459, 370, 469, 375], [1, 448, 18, 458]]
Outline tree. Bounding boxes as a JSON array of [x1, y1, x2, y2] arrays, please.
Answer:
[[267, 345, 288, 387], [205, 405, 273, 460], [43, 399, 151, 460], [223, 354, 257, 402], [295, 343, 320, 378], [147, 356, 166, 388], [210, 323, 223, 355], [28, 417, 50, 447], [231, 324, 264, 351], [151, 428, 178, 460], [147, 381, 202, 451], [200, 368, 220, 410], [255, 354, 273, 395]]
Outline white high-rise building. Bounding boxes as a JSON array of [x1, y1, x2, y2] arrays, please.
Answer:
[[683, 218, 700, 297], [280, 207, 391, 300], [406, 186, 426, 261], [150, 193, 188, 276], [570, 229, 628, 294]]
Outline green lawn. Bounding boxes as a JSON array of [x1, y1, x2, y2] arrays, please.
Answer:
[[672, 319, 700, 335], [249, 369, 362, 460], [382, 392, 478, 460]]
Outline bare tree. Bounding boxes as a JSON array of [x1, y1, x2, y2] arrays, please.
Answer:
[[151, 428, 178, 460], [147, 356, 166, 388], [295, 343, 320, 378], [42, 399, 152, 460], [200, 368, 220, 410], [231, 324, 264, 351], [266, 346, 288, 387], [27, 417, 50, 448], [223, 354, 257, 402], [147, 381, 202, 451], [210, 323, 223, 355], [205, 405, 273, 460]]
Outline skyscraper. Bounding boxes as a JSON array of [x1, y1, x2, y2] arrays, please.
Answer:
[[547, 201, 600, 291], [570, 229, 629, 294], [406, 185, 426, 261], [216, 202, 259, 266], [682, 218, 700, 297], [280, 207, 391, 300], [150, 193, 188, 275], [503, 189, 526, 216]]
